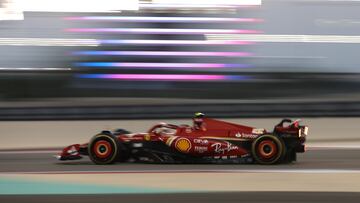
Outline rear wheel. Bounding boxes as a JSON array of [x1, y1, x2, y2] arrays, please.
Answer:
[[252, 134, 286, 165], [88, 132, 126, 164]]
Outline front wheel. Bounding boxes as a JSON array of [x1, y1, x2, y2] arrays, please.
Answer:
[[251, 134, 286, 165], [88, 132, 126, 164]]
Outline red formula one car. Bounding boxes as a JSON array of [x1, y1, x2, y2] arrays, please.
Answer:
[[57, 113, 308, 165]]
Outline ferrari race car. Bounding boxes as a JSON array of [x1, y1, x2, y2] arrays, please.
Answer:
[[57, 114, 308, 165]]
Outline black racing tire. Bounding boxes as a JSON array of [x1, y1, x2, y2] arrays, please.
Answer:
[[88, 132, 126, 165], [251, 134, 286, 165]]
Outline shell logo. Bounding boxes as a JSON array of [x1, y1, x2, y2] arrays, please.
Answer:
[[144, 134, 151, 141], [175, 138, 192, 153]]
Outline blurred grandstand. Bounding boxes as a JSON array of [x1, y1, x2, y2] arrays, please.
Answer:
[[1, 0, 360, 119]]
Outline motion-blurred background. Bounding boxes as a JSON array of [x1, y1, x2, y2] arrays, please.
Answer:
[[1, 0, 360, 119], [2, 2, 360, 201]]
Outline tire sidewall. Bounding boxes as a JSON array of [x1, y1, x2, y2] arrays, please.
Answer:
[[251, 134, 286, 165]]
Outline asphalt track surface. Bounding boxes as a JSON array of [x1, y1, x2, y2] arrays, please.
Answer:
[[1, 148, 360, 172], [1, 149, 360, 203]]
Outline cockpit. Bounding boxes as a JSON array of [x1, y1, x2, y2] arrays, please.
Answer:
[[148, 123, 178, 136]]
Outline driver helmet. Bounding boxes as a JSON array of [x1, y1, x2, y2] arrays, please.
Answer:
[[193, 112, 205, 130], [194, 112, 205, 119]]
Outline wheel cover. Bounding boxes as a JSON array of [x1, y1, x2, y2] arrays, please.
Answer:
[[93, 140, 112, 158], [257, 140, 278, 159]]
